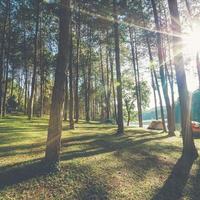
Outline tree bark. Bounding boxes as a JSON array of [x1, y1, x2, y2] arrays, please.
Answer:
[[39, 14, 44, 117], [151, 70, 158, 120], [146, 35, 167, 131], [135, 34, 143, 127], [28, 0, 40, 119], [2, 0, 11, 117], [109, 48, 117, 123], [2, 60, 9, 116], [168, 0, 198, 158], [125, 100, 131, 126], [24, 67, 28, 114], [23, 9, 28, 114], [113, 0, 124, 135], [10, 68, 15, 97], [82, 57, 88, 121], [166, 37, 176, 132], [45, 0, 71, 164], [0, 0, 9, 117], [129, 27, 143, 127], [86, 28, 92, 122], [69, 33, 74, 129], [63, 74, 69, 121], [99, 39, 107, 121], [74, 10, 80, 123], [185, 0, 192, 16], [151, 0, 175, 136], [106, 31, 111, 120]]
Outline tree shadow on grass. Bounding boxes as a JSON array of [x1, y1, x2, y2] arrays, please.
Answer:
[[0, 142, 45, 157], [78, 182, 109, 200], [184, 158, 200, 200], [61, 133, 169, 161], [61, 162, 110, 199], [0, 159, 49, 190], [0, 159, 110, 199], [0, 125, 177, 197], [76, 171, 109, 200], [151, 155, 196, 200]]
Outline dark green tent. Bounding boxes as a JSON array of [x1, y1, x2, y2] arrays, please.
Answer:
[[175, 89, 200, 124], [191, 89, 200, 122]]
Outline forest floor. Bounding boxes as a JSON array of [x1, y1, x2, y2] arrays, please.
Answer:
[[0, 115, 200, 200]]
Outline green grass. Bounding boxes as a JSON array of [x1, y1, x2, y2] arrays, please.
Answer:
[[0, 115, 200, 199]]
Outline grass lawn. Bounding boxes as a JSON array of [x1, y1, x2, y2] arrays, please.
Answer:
[[0, 115, 200, 200]]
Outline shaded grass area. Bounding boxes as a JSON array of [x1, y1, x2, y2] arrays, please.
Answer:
[[0, 115, 200, 199]]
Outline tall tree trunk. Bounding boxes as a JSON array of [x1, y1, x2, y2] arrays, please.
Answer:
[[109, 48, 117, 123], [24, 67, 28, 114], [161, 4, 176, 132], [153, 70, 167, 131], [106, 31, 111, 120], [45, 0, 71, 165], [129, 27, 143, 127], [185, 0, 191, 16], [0, 0, 9, 117], [135, 33, 143, 127], [82, 58, 88, 121], [63, 74, 68, 121], [39, 73, 44, 117], [165, 62, 176, 132], [39, 14, 44, 117], [151, 0, 175, 136], [125, 100, 131, 126], [2, 60, 9, 117], [92, 96, 95, 120], [86, 51, 92, 122], [146, 36, 167, 131], [127, 111, 131, 127], [28, 0, 40, 120], [151, 70, 158, 120], [106, 51, 110, 120], [113, 0, 124, 135], [74, 10, 80, 123], [167, 38, 176, 131], [93, 74, 98, 120], [86, 28, 92, 122], [10, 68, 14, 97], [168, 0, 198, 158], [140, 5, 158, 120], [23, 9, 28, 114], [69, 34, 74, 129], [2, 0, 11, 117], [99, 39, 107, 121]]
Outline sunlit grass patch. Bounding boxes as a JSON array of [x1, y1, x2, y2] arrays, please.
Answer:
[[0, 115, 200, 199]]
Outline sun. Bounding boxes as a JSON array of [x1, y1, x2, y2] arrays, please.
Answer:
[[183, 26, 200, 54]]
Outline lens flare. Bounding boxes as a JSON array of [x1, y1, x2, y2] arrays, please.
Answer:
[[184, 26, 200, 54]]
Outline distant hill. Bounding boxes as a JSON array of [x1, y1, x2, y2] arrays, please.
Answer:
[[142, 107, 167, 121]]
